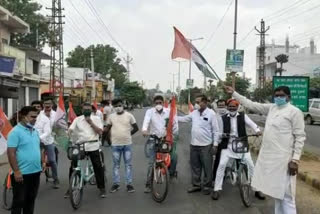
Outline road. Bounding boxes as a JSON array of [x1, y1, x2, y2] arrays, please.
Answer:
[[0, 109, 319, 214], [248, 114, 320, 156]]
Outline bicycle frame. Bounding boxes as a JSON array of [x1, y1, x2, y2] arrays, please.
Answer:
[[73, 156, 95, 189]]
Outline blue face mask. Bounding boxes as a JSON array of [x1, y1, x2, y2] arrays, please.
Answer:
[[274, 97, 287, 106], [26, 122, 34, 129]]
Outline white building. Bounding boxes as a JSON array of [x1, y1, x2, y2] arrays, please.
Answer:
[[256, 38, 320, 85]]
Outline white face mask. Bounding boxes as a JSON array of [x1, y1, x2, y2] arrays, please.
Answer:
[[155, 104, 163, 111], [115, 106, 124, 113], [217, 108, 227, 115], [194, 103, 200, 110]]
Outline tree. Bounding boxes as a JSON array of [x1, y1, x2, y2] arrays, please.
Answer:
[[310, 77, 320, 89], [0, 0, 50, 49], [222, 74, 251, 97], [180, 87, 202, 104], [65, 44, 128, 89], [252, 81, 273, 102], [120, 81, 145, 104], [275, 54, 289, 76]]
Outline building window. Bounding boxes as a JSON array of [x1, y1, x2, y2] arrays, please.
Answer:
[[33, 60, 39, 75]]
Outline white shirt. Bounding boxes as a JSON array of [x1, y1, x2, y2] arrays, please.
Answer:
[[233, 91, 306, 200], [35, 113, 54, 145], [142, 107, 178, 138], [92, 110, 103, 123], [40, 110, 56, 128], [69, 115, 103, 152], [226, 112, 260, 139], [178, 108, 219, 146], [107, 112, 136, 146]]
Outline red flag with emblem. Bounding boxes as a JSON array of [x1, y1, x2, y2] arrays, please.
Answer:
[[166, 96, 176, 144], [0, 107, 12, 155]]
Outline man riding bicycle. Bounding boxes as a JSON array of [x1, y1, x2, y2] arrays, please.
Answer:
[[142, 95, 178, 193], [66, 102, 106, 198], [212, 99, 265, 200]]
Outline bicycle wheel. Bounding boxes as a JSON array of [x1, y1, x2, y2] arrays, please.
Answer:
[[69, 170, 83, 210], [238, 164, 252, 207], [44, 166, 53, 182], [2, 173, 13, 210], [151, 162, 169, 203]]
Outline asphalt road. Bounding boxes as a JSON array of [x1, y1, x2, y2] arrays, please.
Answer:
[[0, 109, 301, 214], [248, 114, 320, 156]]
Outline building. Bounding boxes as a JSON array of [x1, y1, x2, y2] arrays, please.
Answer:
[[256, 37, 320, 85]]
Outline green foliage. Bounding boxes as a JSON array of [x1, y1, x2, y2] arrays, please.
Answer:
[[65, 44, 128, 89], [275, 54, 289, 76], [216, 74, 251, 99], [252, 81, 273, 102], [120, 81, 145, 104], [0, 0, 50, 48], [180, 87, 203, 104], [310, 77, 320, 89]]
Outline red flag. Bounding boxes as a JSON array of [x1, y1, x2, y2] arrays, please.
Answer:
[[68, 102, 77, 124], [93, 100, 98, 110], [164, 100, 169, 108], [0, 107, 12, 155], [54, 93, 67, 129], [171, 27, 192, 60], [166, 96, 176, 144], [188, 101, 194, 113]]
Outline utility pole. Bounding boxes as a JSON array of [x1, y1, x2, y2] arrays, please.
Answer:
[[47, 0, 64, 97], [91, 47, 95, 101], [231, 0, 238, 89], [255, 19, 270, 88], [36, 23, 39, 50], [178, 61, 181, 102], [123, 54, 133, 81]]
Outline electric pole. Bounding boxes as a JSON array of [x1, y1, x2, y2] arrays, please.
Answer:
[[47, 0, 65, 96], [123, 54, 133, 81], [91, 47, 95, 101], [255, 19, 270, 88], [231, 0, 238, 89]]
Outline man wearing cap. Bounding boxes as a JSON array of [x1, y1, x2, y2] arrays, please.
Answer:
[[212, 99, 264, 200], [223, 86, 306, 214]]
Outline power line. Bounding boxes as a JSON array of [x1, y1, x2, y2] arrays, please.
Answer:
[[201, 0, 234, 50]]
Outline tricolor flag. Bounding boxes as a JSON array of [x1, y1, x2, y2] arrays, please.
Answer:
[[188, 101, 194, 113], [166, 96, 177, 144], [0, 107, 13, 155], [171, 27, 219, 80], [68, 102, 77, 124]]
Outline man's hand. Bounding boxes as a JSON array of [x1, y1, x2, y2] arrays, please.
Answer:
[[288, 161, 299, 176], [224, 86, 235, 94], [85, 116, 93, 125], [142, 130, 149, 137], [14, 170, 23, 183], [256, 131, 263, 136], [212, 146, 218, 155], [42, 162, 47, 173]]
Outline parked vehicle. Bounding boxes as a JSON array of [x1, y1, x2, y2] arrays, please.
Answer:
[[304, 99, 320, 125]]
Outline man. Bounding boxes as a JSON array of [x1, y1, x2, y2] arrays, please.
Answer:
[[42, 98, 56, 128], [212, 99, 227, 182], [211, 99, 264, 200], [68, 102, 106, 198], [92, 104, 104, 123], [106, 99, 139, 193], [142, 95, 178, 193], [32, 100, 60, 189], [224, 85, 306, 214], [7, 106, 45, 214], [102, 100, 113, 146], [178, 95, 219, 195]]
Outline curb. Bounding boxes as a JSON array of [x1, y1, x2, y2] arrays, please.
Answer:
[[251, 147, 320, 192]]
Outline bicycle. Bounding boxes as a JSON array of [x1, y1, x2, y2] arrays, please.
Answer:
[[222, 134, 261, 207], [67, 141, 104, 210], [2, 168, 13, 210], [149, 135, 172, 203]]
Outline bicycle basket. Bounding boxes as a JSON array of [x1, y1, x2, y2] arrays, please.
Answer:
[[67, 145, 86, 160], [232, 138, 249, 153]]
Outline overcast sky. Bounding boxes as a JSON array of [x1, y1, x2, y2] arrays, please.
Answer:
[[36, 0, 320, 91]]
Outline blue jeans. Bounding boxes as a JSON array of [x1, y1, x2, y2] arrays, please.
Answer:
[[44, 144, 58, 180], [145, 139, 156, 186], [112, 145, 133, 185]]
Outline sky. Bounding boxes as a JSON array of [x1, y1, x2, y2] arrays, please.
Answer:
[[35, 0, 320, 91]]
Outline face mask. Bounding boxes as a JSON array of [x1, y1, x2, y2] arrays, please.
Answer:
[[274, 97, 287, 106], [194, 103, 200, 110], [229, 111, 237, 117], [83, 110, 91, 117], [26, 122, 34, 129], [217, 108, 227, 115], [115, 106, 124, 113], [155, 104, 163, 111]]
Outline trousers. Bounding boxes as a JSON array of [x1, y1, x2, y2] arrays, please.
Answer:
[[112, 145, 133, 185], [275, 177, 297, 214]]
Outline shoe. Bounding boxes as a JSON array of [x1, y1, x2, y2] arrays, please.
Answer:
[[211, 191, 221, 200], [202, 187, 211, 195], [127, 185, 135, 193], [110, 184, 120, 193], [255, 191, 266, 200], [53, 179, 60, 189], [100, 189, 106, 198], [144, 185, 151, 193], [187, 186, 201, 193], [64, 190, 70, 198]]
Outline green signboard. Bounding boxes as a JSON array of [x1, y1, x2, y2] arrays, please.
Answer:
[[225, 49, 244, 73], [186, 79, 194, 89], [273, 76, 309, 112]]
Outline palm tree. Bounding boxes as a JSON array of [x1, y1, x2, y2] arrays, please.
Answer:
[[275, 54, 289, 76]]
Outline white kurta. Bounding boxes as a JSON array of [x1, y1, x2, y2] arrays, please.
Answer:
[[233, 92, 306, 200]]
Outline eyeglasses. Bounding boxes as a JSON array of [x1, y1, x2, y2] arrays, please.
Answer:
[[274, 95, 286, 98], [114, 105, 122, 108], [155, 102, 163, 105]]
